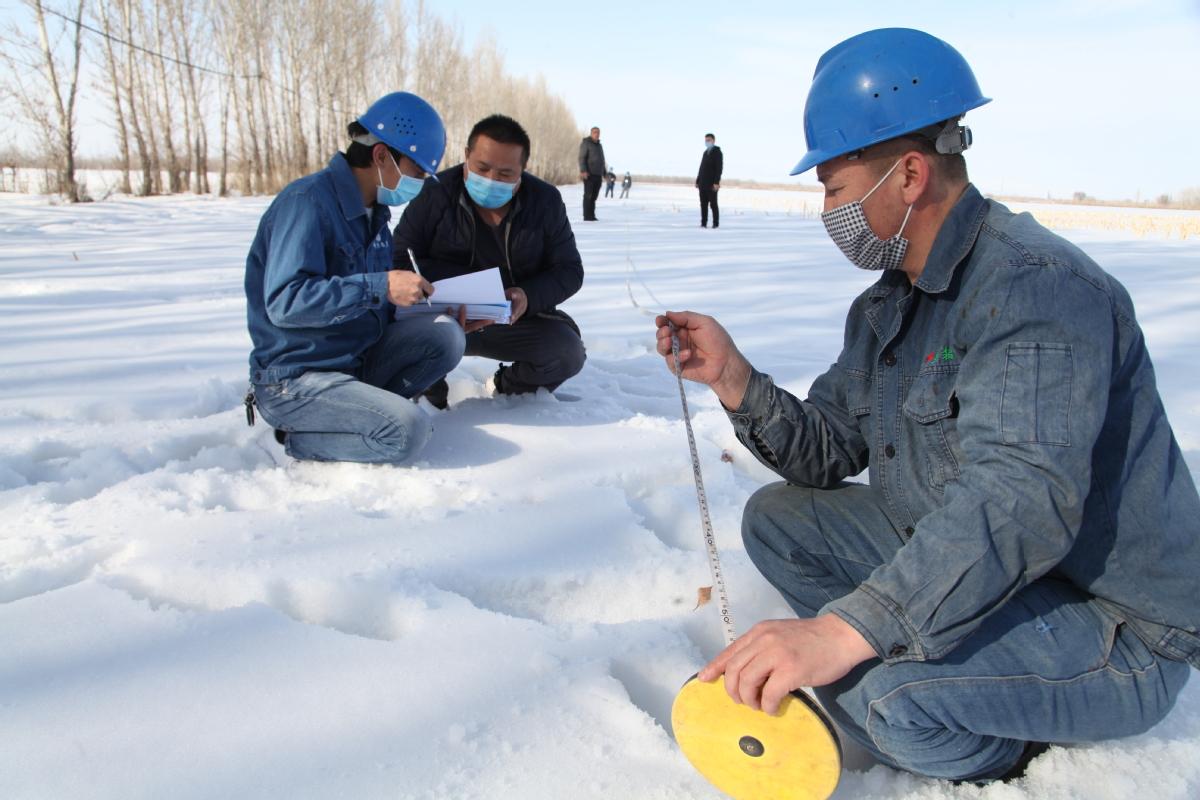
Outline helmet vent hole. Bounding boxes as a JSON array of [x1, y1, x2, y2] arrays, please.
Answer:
[[892, 86, 899, 91], [912, 78, 919, 84], [873, 92, 880, 98]]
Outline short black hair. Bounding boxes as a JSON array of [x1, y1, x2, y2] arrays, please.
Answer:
[[467, 114, 531, 167], [344, 120, 403, 169], [705, 133, 715, 139]]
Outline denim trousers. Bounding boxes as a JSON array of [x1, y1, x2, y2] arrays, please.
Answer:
[[253, 314, 465, 463], [742, 481, 1191, 781]]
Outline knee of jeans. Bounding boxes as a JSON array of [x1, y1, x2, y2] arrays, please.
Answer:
[[370, 409, 433, 463], [741, 482, 812, 557], [434, 315, 467, 352], [828, 674, 1021, 781], [431, 316, 467, 362]]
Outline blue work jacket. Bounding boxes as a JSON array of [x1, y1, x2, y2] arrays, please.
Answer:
[[729, 185, 1200, 669], [246, 153, 393, 384]]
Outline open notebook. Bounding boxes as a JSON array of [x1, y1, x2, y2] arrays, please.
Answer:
[[394, 266, 512, 324]]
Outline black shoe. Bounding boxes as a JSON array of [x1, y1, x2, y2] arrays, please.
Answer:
[[712, 223, 719, 228], [273, 428, 287, 445], [489, 364, 509, 395], [420, 378, 450, 410]]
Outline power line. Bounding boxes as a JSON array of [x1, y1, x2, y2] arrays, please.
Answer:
[[41, 4, 259, 81], [38, 4, 351, 116]]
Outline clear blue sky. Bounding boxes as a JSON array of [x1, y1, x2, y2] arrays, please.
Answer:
[[432, 0, 1200, 201], [4, 0, 1198, 200]]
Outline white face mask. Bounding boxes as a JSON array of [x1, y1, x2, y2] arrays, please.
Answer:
[[820, 159, 913, 271]]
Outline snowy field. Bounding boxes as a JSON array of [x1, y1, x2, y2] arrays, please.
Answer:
[[1, 182, 1198, 799]]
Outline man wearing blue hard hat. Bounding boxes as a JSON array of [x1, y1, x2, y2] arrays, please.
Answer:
[[657, 28, 1199, 783], [244, 92, 466, 463]]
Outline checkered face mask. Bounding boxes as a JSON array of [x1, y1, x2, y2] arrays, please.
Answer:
[[820, 159, 913, 271]]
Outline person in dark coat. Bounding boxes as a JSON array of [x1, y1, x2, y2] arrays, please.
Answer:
[[604, 168, 616, 198], [620, 171, 632, 198], [695, 132, 723, 228], [394, 114, 586, 404], [578, 126, 606, 221]]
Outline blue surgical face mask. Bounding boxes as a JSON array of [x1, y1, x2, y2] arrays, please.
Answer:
[[704, 141, 714, 150], [465, 167, 518, 209], [377, 153, 424, 206]]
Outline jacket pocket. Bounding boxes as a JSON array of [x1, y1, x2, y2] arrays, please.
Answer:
[[336, 242, 365, 276], [845, 373, 872, 417], [1001, 342, 1072, 446], [903, 367, 961, 491]]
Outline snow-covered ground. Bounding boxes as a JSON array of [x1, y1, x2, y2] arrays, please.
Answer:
[[1, 182, 1198, 799]]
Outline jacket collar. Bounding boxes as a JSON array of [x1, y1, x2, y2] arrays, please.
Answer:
[[328, 152, 389, 226], [913, 183, 988, 295]]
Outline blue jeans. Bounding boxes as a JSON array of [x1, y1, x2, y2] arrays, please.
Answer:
[[742, 481, 1191, 781], [253, 315, 465, 463]]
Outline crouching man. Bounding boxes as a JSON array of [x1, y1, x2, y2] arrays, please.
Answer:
[[245, 92, 465, 463], [659, 28, 1199, 785], [394, 114, 585, 405]]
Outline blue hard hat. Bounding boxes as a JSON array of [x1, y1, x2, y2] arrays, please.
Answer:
[[358, 92, 447, 175], [790, 28, 991, 175]]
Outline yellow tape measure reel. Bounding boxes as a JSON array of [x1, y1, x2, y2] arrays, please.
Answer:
[[672, 675, 842, 800]]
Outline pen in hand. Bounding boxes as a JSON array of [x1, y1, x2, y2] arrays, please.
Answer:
[[407, 248, 433, 307]]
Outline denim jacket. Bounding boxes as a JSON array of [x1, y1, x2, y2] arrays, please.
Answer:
[[728, 185, 1200, 668], [246, 153, 394, 384]]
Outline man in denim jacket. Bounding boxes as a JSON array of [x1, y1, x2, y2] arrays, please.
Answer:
[[246, 93, 465, 463], [657, 29, 1199, 783]]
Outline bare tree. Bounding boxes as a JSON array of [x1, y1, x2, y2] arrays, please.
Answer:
[[0, 0, 87, 200], [1, 0, 581, 196], [93, 0, 133, 194]]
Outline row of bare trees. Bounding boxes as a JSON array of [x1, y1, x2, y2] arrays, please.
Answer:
[[0, 0, 583, 201]]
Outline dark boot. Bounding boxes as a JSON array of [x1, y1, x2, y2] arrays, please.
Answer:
[[489, 364, 510, 395], [420, 377, 450, 410]]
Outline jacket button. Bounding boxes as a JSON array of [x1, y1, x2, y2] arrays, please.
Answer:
[[885, 443, 896, 459], [889, 644, 908, 658], [904, 526, 914, 538], [883, 352, 897, 366]]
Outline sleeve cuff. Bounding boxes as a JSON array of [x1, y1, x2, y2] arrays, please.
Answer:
[[362, 272, 389, 308], [725, 367, 774, 425], [822, 585, 924, 664]]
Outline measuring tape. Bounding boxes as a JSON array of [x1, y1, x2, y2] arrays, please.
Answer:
[[626, 257, 736, 645], [667, 323, 738, 646], [628, 253, 842, 800]]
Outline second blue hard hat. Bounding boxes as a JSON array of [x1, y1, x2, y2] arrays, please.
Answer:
[[790, 28, 990, 175], [358, 92, 447, 175]]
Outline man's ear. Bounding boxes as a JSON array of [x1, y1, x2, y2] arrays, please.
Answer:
[[900, 151, 932, 206], [372, 143, 389, 168]]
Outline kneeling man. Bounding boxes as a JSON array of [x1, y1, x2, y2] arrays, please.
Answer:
[[245, 92, 464, 463]]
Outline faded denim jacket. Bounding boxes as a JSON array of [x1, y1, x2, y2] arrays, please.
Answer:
[[728, 184, 1200, 668], [246, 153, 394, 385]]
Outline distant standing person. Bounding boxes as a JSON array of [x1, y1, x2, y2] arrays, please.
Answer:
[[579, 126, 605, 221], [620, 171, 631, 198], [696, 132, 723, 228], [604, 168, 616, 198]]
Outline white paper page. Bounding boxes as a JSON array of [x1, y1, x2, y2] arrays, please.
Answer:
[[428, 267, 506, 305]]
